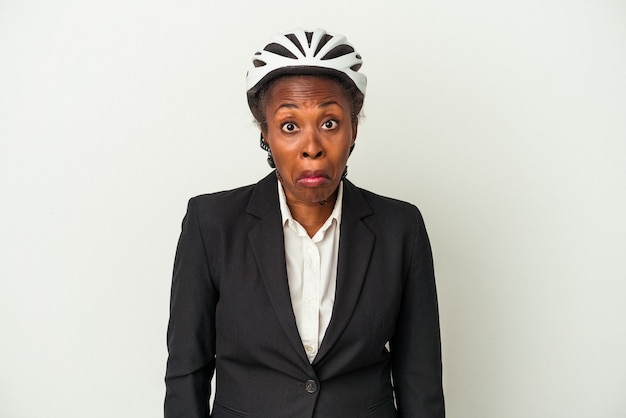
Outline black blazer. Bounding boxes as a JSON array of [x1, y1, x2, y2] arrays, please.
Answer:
[[165, 172, 444, 418]]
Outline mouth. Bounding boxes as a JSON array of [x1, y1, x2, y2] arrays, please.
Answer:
[[296, 170, 331, 187]]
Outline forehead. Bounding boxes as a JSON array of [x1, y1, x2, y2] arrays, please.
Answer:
[[264, 75, 351, 107]]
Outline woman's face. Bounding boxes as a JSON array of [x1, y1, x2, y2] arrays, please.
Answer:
[[262, 75, 357, 206]]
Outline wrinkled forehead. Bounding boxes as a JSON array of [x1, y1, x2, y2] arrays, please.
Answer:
[[263, 75, 353, 103]]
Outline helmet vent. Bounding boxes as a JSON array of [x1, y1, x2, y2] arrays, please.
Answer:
[[264, 43, 298, 59], [321, 44, 355, 60], [246, 29, 367, 99], [284, 33, 306, 56], [314, 34, 333, 57]]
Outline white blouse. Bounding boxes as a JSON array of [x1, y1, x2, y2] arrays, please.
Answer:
[[277, 180, 343, 363]]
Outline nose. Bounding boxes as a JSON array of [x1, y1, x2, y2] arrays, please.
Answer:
[[301, 129, 324, 159]]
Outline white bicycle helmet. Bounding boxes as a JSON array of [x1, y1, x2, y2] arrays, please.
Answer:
[[246, 28, 367, 111]]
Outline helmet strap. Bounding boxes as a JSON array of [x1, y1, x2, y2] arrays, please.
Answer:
[[260, 134, 353, 174], [259, 133, 276, 168]]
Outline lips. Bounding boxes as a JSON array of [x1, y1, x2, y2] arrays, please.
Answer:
[[296, 170, 331, 187]]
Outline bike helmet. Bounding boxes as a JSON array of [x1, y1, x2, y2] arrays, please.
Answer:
[[246, 28, 367, 118]]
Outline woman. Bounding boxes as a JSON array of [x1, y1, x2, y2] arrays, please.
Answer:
[[165, 29, 444, 417]]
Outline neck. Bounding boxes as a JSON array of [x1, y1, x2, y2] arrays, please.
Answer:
[[287, 191, 338, 237]]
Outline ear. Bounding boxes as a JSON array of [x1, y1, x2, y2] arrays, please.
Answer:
[[351, 120, 358, 146], [259, 132, 270, 152]]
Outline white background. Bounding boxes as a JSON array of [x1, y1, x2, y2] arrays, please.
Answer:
[[1, 1, 625, 417]]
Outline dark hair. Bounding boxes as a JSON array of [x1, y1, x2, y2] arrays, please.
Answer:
[[249, 74, 365, 132]]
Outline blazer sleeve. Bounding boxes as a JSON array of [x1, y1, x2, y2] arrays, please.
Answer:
[[390, 207, 445, 417], [165, 198, 217, 418]]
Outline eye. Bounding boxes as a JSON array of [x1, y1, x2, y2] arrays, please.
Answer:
[[322, 120, 338, 130], [281, 122, 298, 133]]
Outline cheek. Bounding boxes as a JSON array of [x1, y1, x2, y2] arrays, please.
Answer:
[[267, 143, 296, 173]]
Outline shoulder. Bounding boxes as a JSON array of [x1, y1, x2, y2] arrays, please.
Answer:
[[345, 180, 425, 227], [359, 187, 420, 215], [190, 183, 256, 214], [184, 172, 278, 228], [190, 172, 274, 211]]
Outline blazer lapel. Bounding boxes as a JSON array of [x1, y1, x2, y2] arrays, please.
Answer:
[[314, 179, 375, 365], [246, 172, 310, 365]]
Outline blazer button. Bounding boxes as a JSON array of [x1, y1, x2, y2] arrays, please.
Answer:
[[305, 379, 318, 394]]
